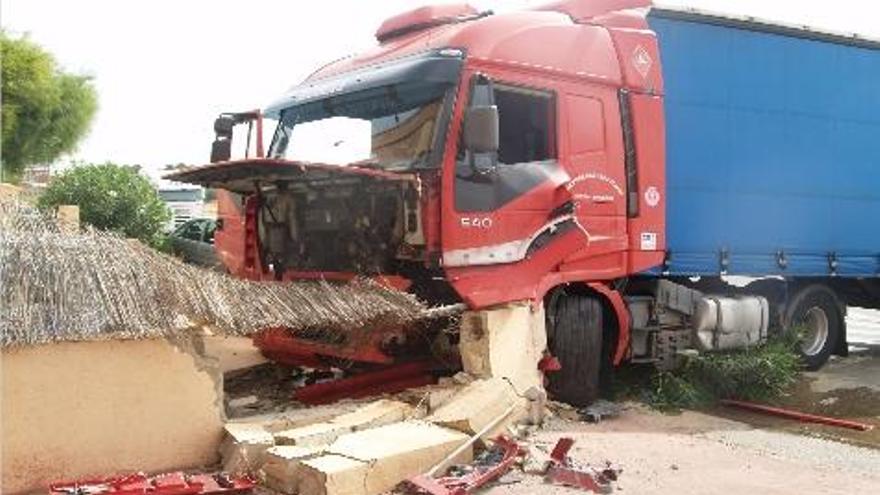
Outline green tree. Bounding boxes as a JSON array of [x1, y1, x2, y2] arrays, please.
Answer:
[[38, 163, 171, 247], [1, 32, 98, 183]]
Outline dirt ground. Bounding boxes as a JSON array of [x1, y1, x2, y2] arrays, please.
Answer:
[[489, 308, 880, 494]]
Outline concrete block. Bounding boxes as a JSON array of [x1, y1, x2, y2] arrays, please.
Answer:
[[295, 454, 370, 495], [275, 399, 413, 447], [220, 423, 275, 475], [458, 302, 547, 393], [324, 421, 472, 495], [330, 399, 412, 430], [275, 422, 354, 448], [427, 378, 521, 436], [262, 445, 325, 494]]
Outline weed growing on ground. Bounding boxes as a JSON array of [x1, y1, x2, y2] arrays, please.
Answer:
[[646, 337, 802, 410]]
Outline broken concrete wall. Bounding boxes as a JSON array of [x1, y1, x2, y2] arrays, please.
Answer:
[[459, 302, 547, 393], [1, 338, 224, 494]]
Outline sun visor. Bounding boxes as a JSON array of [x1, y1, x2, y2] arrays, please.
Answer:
[[264, 50, 464, 119]]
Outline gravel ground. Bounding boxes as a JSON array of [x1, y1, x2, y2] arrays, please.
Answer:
[[487, 313, 880, 495], [488, 405, 880, 494]]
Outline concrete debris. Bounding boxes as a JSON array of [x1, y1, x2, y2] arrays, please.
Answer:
[[522, 445, 554, 475], [262, 445, 326, 494], [428, 378, 522, 436], [322, 421, 472, 495], [275, 422, 353, 448], [228, 395, 260, 409], [220, 423, 275, 475], [458, 303, 547, 393], [397, 384, 463, 416], [276, 400, 413, 447], [295, 454, 370, 495], [220, 397, 485, 495], [331, 399, 414, 431]]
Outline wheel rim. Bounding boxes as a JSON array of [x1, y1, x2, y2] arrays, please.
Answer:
[[799, 307, 829, 356]]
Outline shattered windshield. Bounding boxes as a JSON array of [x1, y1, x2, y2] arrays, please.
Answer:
[[269, 80, 451, 170]]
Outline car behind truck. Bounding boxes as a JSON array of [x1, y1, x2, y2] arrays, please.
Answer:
[[168, 0, 880, 405]]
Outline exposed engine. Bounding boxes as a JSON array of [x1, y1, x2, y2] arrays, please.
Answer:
[[257, 176, 410, 275]]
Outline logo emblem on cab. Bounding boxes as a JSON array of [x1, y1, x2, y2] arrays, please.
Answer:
[[644, 186, 661, 207], [632, 45, 653, 78]]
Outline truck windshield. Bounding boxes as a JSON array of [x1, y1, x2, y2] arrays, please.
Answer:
[[269, 80, 451, 170]]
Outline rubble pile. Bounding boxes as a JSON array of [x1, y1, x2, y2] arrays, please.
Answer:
[[0, 200, 427, 347]]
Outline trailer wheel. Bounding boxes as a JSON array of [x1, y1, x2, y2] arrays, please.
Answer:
[[546, 294, 603, 407], [784, 285, 842, 370]]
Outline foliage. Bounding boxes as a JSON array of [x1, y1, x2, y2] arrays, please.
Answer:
[[1, 32, 98, 182], [38, 163, 171, 247], [647, 338, 802, 410]]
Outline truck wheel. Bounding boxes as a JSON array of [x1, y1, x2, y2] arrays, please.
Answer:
[[546, 295, 603, 407], [784, 285, 842, 370]]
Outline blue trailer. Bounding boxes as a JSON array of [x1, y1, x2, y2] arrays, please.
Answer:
[[649, 9, 880, 278], [622, 8, 880, 371]]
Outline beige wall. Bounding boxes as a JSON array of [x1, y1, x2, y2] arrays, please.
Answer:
[[1, 338, 224, 494], [0, 183, 21, 199]]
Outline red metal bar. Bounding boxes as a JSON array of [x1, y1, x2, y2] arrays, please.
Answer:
[[549, 437, 574, 463], [253, 327, 395, 367], [293, 361, 434, 405], [720, 399, 874, 431], [544, 437, 619, 494], [546, 465, 608, 493]]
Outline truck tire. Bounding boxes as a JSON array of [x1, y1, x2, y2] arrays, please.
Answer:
[[546, 295, 603, 407], [784, 285, 842, 370]]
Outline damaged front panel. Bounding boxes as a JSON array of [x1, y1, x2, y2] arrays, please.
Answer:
[[167, 160, 428, 277]]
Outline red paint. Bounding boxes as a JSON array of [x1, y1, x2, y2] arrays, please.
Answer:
[[538, 354, 563, 372]]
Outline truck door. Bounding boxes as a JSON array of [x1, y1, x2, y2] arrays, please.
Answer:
[[443, 73, 574, 268]]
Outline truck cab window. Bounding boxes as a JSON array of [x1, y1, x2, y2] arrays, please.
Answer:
[[494, 86, 555, 165], [455, 80, 560, 212]]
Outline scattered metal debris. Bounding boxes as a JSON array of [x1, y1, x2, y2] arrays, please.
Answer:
[[406, 436, 526, 495], [48, 471, 255, 495], [545, 437, 621, 494], [580, 400, 624, 423]]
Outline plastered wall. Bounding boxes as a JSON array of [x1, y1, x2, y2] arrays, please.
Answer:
[[1, 338, 224, 493]]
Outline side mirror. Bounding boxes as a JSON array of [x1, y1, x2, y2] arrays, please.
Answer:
[[463, 105, 499, 154], [210, 115, 236, 163], [210, 139, 232, 163]]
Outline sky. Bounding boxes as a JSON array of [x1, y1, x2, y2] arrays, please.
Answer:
[[3, 0, 879, 179]]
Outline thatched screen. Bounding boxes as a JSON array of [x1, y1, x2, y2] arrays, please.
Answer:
[[0, 200, 434, 348]]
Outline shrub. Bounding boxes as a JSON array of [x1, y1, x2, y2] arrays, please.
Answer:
[[38, 163, 171, 247]]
